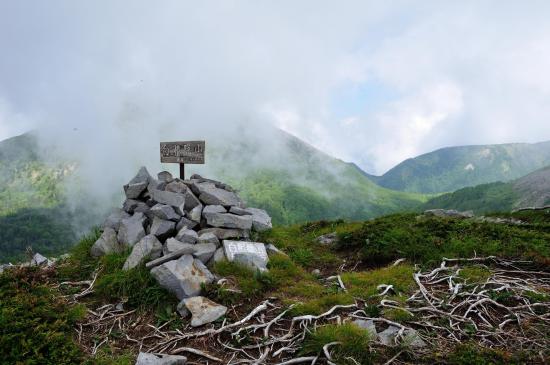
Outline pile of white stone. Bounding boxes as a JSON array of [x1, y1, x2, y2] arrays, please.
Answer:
[[91, 167, 279, 327]]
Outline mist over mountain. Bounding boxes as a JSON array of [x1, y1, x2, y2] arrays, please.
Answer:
[[0, 129, 426, 261], [370, 141, 550, 193]]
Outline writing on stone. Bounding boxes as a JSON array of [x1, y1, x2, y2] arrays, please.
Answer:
[[160, 141, 205, 164], [223, 241, 268, 262]]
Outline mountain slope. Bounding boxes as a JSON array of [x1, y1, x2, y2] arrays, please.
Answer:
[[371, 141, 550, 193], [0, 130, 428, 261], [422, 165, 550, 214]]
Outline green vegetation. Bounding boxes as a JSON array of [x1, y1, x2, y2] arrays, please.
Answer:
[[301, 323, 376, 364], [422, 182, 517, 214], [0, 267, 86, 364], [372, 141, 550, 193], [2, 210, 550, 363]]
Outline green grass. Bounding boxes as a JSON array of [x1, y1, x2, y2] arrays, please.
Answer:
[[301, 323, 376, 364], [0, 267, 86, 365]]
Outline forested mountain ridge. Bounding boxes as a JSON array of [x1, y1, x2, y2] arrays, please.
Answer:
[[369, 141, 550, 193]]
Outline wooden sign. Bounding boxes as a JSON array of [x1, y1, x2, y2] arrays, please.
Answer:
[[160, 141, 205, 164], [160, 141, 205, 179]]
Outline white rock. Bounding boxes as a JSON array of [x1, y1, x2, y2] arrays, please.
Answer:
[[123, 235, 162, 270], [353, 319, 377, 335], [183, 296, 227, 327], [223, 240, 269, 271], [31, 253, 49, 266], [135, 352, 187, 365], [150, 255, 215, 300]]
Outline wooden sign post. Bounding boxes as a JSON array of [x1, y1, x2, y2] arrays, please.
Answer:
[[160, 141, 205, 180]]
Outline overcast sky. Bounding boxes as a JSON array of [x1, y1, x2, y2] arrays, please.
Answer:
[[1, 1, 550, 174]]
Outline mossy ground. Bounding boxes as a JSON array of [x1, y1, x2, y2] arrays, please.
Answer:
[[1, 210, 549, 364]]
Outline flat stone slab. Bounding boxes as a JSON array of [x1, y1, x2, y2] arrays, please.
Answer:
[[183, 296, 227, 327], [150, 254, 215, 300], [123, 235, 162, 270], [196, 182, 244, 207], [198, 227, 249, 240], [223, 240, 268, 271], [205, 212, 252, 230], [163, 238, 195, 256], [135, 352, 187, 365]]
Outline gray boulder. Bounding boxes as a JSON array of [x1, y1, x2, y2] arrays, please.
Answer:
[[197, 232, 220, 246], [166, 180, 188, 194], [163, 238, 195, 256], [187, 204, 203, 223], [135, 352, 187, 365], [150, 255, 215, 300], [175, 227, 198, 244], [123, 235, 162, 270], [176, 299, 190, 317], [124, 181, 148, 199], [317, 232, 338, 245], [229, 206, 252, 216], [91, 227, 124, 257], [152, 189, 186, 215], [223, 240, 269, 271], [183, 189, 201, 211], [150, 204, 181, 221], [117, 213, 147, 247], [424, 209, 474, 218], [245, 208, 272, 231], [176, 216, 199, 231], [207, 247, 226, 267], [403, 329, 427, 348], [193, 242, 217, 263], [123, 199, 149, 214], [157, 171, 173, 183], [149, 217, 176, 241], [378, 325, 400, 346], [353, 319, 377, 335], [129, 166, 152, 185], [202, 205, 227, 218], [196, 182, 244, 207], [205, 212, 252, 230], [265, 243, 287, 257], [103, 209, 130, 230], [183, 296, 227, 327], [31, 253, 50, 266], [198, 227, 249, 240]]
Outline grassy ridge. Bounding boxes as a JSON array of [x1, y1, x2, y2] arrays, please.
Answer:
[[1, 210, 549, 363]]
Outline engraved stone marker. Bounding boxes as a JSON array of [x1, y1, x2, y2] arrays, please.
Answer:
[[160, 141, 205, 179], [223, 240, 269, 271]]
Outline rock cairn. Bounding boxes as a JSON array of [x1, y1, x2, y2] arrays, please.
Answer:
[[91, 167, 274, 328]]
